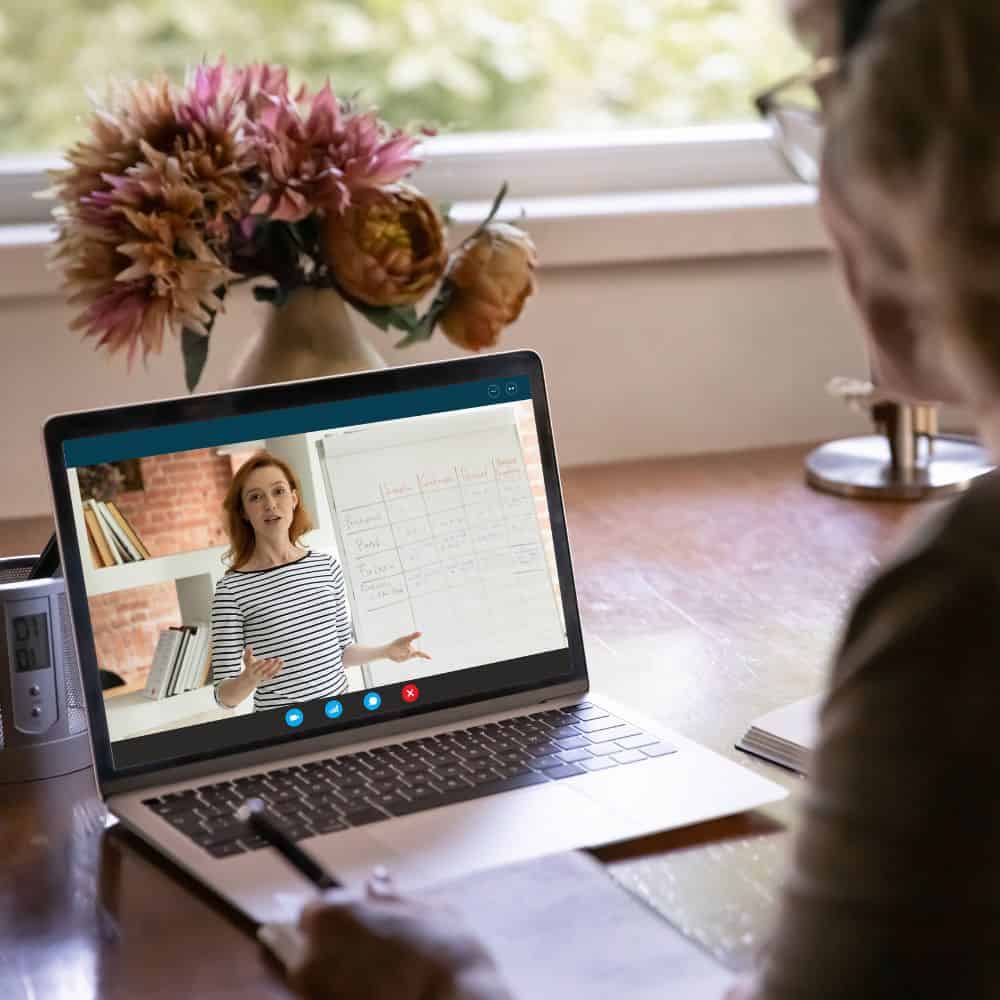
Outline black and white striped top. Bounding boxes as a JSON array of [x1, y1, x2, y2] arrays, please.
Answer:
[[210, 550, 352, 712]]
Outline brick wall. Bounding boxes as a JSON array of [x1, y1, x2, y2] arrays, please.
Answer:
[[90, 581, 181, 686], [91, 449, 233, 687], [115, 449, 232, 556]]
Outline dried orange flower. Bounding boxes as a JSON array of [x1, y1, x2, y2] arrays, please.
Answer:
[[320, 184, 448, 307], [439, 223, 538, 350]]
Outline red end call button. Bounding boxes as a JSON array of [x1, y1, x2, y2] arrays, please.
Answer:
[[401, 684, 420, 704]]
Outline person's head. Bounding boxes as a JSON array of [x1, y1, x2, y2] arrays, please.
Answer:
[[785, 1, 1000, 425], [222, 451, 313, 569]]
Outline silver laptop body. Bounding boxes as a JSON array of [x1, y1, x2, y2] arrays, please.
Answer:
[[45, 352, 785, 925]]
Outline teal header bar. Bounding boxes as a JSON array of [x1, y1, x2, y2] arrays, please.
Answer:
[[64, 376, 531, 467]]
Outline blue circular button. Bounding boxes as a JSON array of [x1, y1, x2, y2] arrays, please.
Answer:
[[284, 707, 304, 728], [324, 699, 344, 719], [363, 691, 382, 712]]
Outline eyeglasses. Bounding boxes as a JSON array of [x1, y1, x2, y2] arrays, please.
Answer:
[[754, 56, 839, 186]]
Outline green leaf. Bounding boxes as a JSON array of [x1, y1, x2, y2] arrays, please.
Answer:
[[395, 283, 455, 347], [347, 299, 424, 335], [391, 305, 421, 332], [348, 299, 395, 331], [181, 284, 228, 392], [181, 327, 210, 393]]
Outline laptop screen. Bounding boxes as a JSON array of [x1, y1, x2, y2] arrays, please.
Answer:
[[51, 358, 582, 778]]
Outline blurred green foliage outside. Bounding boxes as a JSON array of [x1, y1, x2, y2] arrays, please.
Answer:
[[0, 0, 804, 153]]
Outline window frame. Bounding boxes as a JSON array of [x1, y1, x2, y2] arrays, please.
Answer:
[[0, 124, 794, 226]]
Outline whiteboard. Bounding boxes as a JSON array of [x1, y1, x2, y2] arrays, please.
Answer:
[[318, 406, 566, 686]]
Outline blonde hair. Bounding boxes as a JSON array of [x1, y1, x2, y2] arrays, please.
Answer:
[[221, 451, 314, 570], [826, 0, 1000, 383]]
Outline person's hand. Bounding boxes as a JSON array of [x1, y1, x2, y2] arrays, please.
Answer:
[[384, 631, 431, 664], [289, 874, 511, 1000], [242, 644, 284, 687]]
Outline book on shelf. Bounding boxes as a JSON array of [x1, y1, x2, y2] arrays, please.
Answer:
[[85, 499, 123, 565], [83, 506, 114, 569], [143, 630, 185, 700], [85, 499, 152, 566], [735, 692, 823, 776], [105, 501, 152, 559], [166, 626, 190, 697], [97, 500, 141, 562], [142, 622, 211, 701]]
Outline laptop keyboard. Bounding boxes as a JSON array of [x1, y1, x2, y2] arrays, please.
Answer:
[[142, 702, 677, 858]]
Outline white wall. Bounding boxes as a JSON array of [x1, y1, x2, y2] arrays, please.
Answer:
[[1, 246, 878, 519]]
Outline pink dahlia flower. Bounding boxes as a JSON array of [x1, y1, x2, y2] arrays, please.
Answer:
[[248, 83, 421, 222]]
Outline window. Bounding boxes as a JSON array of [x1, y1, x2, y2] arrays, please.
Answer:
[[1, 1, 801, 152]]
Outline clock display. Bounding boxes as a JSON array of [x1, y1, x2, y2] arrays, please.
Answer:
[[12, 613, 51, 673]]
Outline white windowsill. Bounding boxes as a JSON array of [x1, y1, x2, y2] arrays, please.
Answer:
[[0, 183, 827, 303]]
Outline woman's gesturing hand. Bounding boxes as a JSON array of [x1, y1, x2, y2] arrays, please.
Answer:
[[290, 874, 511, 1000], [384, 631, 432, 663], [242, 644, 284, 686]]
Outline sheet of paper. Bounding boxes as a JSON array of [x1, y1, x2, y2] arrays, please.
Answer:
[[422, 850, 738, 1000], [259, 851, 738, 997]]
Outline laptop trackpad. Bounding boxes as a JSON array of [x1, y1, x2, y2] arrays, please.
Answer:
[[365, 783, 625, 889]]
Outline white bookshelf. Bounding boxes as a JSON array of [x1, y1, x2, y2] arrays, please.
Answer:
[[82, 545, 228, 596], [68, 468, 228, 617]]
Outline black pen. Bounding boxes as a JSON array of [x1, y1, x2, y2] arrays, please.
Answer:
[[236, 798, 342, 890]]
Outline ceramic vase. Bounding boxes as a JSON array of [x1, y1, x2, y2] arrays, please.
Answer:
[[227, 286, 385, 388]]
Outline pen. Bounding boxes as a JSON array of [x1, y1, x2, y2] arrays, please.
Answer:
[[236, 798, 342, 890]]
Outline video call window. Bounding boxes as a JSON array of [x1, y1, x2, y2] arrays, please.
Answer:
[[69, 401, 566, 744]]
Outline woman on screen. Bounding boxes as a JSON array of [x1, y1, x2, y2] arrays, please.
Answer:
[[211, 451, 429, 712]]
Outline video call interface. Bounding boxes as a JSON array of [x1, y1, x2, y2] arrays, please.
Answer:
[[64, 377, 572, 770]]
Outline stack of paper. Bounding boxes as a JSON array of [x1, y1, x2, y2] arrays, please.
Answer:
[[735, 693, 822, 775]]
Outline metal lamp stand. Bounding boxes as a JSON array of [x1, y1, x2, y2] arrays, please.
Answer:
[[805, 399, 994, 501]]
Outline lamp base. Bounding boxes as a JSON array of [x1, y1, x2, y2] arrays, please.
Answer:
[[805, 435, 994, 501]]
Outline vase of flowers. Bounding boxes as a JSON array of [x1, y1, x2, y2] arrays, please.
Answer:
[[46, 61, 538, 391]]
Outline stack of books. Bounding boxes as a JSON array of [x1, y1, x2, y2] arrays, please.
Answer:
[[83, 498, 151, 568], [142, 623, 212, 700]]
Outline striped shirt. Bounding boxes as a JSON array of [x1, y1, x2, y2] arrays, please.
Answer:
[[210, 550, 352, 712]]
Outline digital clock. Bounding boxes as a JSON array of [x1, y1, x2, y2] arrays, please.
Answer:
[[13, 613, 51, 673]]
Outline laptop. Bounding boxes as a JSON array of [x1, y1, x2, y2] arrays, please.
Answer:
[[45, 350, 786, 925]]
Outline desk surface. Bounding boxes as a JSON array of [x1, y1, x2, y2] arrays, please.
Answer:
[[0, 444, 912, 999]]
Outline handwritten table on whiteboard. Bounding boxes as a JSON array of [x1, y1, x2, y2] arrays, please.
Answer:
[[317, 406, 566, 686]]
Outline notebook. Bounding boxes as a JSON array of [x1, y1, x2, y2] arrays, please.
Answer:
[[735, 693, 822, 775]]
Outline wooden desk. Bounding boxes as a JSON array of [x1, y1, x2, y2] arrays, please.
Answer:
[[0, 445, 911, 999]]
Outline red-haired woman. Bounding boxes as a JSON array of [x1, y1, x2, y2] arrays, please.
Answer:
[[211, 451, 429, 712]]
